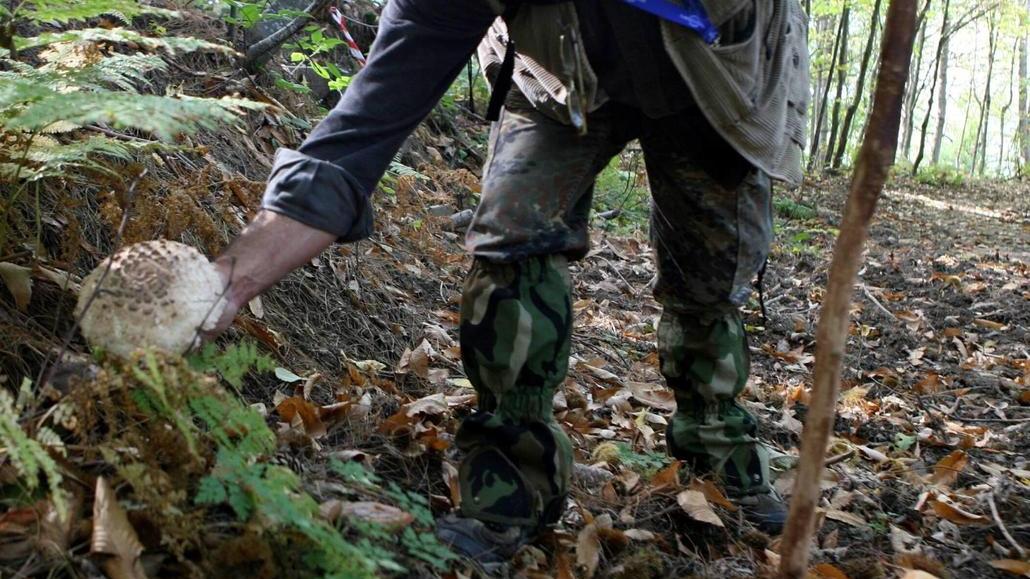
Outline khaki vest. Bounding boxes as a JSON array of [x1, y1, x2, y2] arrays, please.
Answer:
[[478, 0, 810, 187]]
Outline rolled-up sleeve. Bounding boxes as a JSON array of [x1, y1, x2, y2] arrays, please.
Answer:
[[261, 0, 497, 240]]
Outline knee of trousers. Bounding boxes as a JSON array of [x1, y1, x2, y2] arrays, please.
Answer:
[[455, 412, 573, 529], [459, 255, 573, 422]]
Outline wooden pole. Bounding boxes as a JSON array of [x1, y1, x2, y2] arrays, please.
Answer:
[[778, 1, 918, 577]]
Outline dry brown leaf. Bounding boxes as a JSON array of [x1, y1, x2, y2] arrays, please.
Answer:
[[442, 462, 461, 508], [929, 450, 968, 488], [0, 262, 32, 311], [676, 490, 723, 527], [988, 559, 1030, 576], [404, 393, 449, 417], [91, 477, 147, 579], [627, 381, 675, 411], [276, 396, 327, 439], [973, 318, 1006, 331], [929, 499, 986, 525], [809, 563, 849, 578], [576, 522, 600, 578], [825, 508, 867, 527], [624, 529, 656, 541], [320, 500, 414, 531], [688, 478, 737, 512], [651, 460, 681, 491]]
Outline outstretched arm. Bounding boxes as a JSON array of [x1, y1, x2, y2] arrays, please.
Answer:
[[209, 0, 496, 336]]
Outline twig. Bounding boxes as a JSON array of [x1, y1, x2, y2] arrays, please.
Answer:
[[987, 492, 1027, 559], [824, 448, 856, 467], [858, 283, 896, 320], [779, 2, 918, 577]]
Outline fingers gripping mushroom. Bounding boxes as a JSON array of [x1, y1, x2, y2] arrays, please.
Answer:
[[75, 240, 227, 358]]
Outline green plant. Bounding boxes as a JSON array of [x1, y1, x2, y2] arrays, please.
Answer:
[[915, 164, 965, 187], [0, 0, 263, 253], [615, 442, 671, 479], [0, 378, 68, 520], [287, 26, 352, 92], [774, 197, 817, 221], [593, 153, 650, 233]]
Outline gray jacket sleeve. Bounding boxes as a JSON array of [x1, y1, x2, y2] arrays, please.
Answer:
[[261, 0, 496, 241]]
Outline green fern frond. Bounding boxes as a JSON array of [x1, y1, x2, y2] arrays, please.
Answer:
[[17, 0, 178, 24], [1, 135, 153, 182], [4, 88, 264, 141], [0, 381, 69, 521], [16, 27, 237, 55]]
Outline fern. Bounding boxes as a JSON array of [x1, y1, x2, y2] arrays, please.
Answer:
[[16, 27, 237, 54], [189, 341, 277, 389], [0, 379, 69, 520], [14, 0, 178, 24]]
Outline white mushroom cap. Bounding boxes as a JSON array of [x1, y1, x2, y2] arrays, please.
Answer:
[[75, 240, 227, 358]]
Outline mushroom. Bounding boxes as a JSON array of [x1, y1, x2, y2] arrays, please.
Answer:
[[75, 240, 227, 358]]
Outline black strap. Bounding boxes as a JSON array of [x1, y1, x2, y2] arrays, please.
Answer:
[[486, 38, 517, 121], [485, 1, 525, 122]]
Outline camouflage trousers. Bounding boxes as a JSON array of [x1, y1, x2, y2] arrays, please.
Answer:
[[456, 101, 774, 529]]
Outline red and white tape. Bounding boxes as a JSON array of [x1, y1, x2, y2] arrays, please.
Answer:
[[329, 6, 367, 67]]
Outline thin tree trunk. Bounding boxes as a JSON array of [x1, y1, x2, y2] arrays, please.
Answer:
[[973, 14, 998, 175], [999, 40, 1018, 174], [833, 0, 884, 169], [1020, 0, 1030, 171], [931, 33, 949, 163], [912, 0, 951, 175], [902, 0, 935, 159], [809, 8, 848, 172], [825, 5, 851, 170], [778, 1, 918, 574], [957, 36, 979, 169]]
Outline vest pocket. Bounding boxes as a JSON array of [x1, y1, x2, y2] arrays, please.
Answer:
[[708, 0, 762, 108]]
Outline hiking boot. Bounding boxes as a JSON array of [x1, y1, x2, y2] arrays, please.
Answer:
[[735, 490, 788, 534], [435, 513, 533, 565]]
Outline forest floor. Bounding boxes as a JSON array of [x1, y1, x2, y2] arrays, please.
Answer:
[[1, 7, 1028, 576]]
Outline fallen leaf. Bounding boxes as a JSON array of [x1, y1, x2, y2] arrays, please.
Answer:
[[809, 563, 849, 578], [688, 478, 737, 512], [929, 498, 986, 525], [276, 396, 327, 439], [901, 571, 941, 579], [274, 367, 304, 383], [623, 529, 656, 541], [825, 508, 867, 527], [988, 559, 1030, 576], [676, 490, 723, 527], [320, 500, 414, 531], [404, 393, 448, 417], [0, 262, 32, 311], [628, 381, 675, 411], [576, 522, 600, 578], [651, 460, 680, 491], [929, 450, 967, 488], [91, 477, 147, 579], [442, 462, 460, 508], [973, 318, 1006, 331], [247, 296, 264, 318]]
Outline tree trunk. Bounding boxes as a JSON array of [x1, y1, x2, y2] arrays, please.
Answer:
[[912, 0, 951, 175], [999, 39, 1018, 174], [901, 7, 929, 162], [973, 14, 998, 175], [778, 1, 918, 575], [809, 7, 848, 172], [1020, 0, 1030, 172], [825, 5, 851, 170], [957, 36, 979, 169], [931, 33, 949, 164], [832, 0, 884, 169]]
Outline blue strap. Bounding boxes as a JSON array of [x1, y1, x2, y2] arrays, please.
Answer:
[[619, 0, 720, 44]]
